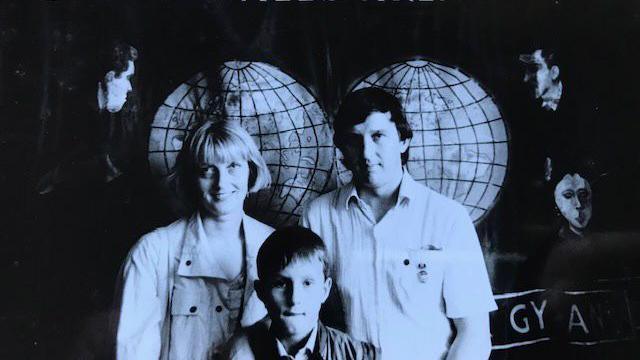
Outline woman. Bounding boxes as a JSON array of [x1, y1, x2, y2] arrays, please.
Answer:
[[116, 120, 273, 359]]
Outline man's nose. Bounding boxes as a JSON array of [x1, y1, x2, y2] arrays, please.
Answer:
[[362, 137, 376, 162]]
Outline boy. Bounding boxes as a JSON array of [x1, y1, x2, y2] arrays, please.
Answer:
[[223, 226, 378, 360]]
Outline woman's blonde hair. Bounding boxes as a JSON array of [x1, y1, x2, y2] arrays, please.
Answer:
[[173, 120, 271, 214]]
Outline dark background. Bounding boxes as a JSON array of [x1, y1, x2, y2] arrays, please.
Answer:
[[2, 0, 639, 358]]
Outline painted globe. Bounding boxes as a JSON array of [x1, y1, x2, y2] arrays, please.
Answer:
[[341, 59, 509, 223], [149, 61, 334, 226]]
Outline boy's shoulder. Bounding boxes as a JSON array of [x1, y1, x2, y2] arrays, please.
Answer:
[[318, 323, 380, 360], [221, 318, 269, 360], [223, 320, 379, 360]]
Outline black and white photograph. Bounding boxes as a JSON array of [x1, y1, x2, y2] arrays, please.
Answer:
[[2, 0, 640, 359]]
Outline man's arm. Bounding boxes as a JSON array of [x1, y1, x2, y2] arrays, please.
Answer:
[[447, 313, 491, 360]]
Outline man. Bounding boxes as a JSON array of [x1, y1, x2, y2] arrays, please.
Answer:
[[224, 226, 378, 360], [37, 42, 140, 194], [301, 87, 497, 359], [520, 49, 563, 111], [97, 43, 138, 113]]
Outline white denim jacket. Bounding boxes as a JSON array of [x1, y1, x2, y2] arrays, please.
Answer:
[[116, 213, 273, 360]]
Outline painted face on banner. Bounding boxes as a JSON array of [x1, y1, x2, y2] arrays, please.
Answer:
[[98, 60, 135, 113], [197, 155, 250, 218], [554, 173, 592, 232], [259, 258, 331, 342], [341, 111, 409, 193]]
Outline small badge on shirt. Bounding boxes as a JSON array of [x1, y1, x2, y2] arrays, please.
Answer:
[[407, 245, 442, 283], [417, 262, 428, 283]]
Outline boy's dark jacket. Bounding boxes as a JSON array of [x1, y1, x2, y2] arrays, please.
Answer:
[[222, 318, 379, 360]]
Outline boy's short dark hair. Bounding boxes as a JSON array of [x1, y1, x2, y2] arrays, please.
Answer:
[[257, 226, 329, 280], [333, 87, 413, 164]]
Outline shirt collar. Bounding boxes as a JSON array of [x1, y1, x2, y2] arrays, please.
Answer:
[[274, 324, 318, 360], [342, 170, 418, 210], [176, 211, 261, 279]]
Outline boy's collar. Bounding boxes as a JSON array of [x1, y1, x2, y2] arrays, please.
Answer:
[[272, 323, 319, 359]]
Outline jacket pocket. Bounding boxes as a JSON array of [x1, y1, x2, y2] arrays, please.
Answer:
[[170, 286, 203, 316]]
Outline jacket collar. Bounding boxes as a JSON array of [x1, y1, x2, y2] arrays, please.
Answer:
[[175, 212, 262, 279]]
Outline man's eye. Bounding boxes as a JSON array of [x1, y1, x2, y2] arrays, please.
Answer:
[[272, 280, 286, 289], [372, 132, 383, 140]]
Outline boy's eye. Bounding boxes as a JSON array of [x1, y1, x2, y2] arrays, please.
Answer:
[[303, 279, 313, 287]]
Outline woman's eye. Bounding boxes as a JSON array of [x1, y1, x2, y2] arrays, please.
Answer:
[[199, 167, 215, 178], [562, 191, 574, 199]]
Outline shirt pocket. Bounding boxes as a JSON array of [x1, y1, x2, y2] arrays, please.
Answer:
[[169, 285, 208, 358], [388, 248, 446, 313], [170, 285, 204, 317]]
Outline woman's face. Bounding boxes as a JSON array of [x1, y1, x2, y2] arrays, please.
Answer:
[[197, 154, 250, 218]]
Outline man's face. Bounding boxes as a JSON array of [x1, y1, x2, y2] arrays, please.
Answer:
[[554, 174, 592, 232], [101, 60, 135, 113], [340, 111, 409, 193], [197, 154, 250, 218], [258, 258, 331, 342], [522, 50, 555, 99]]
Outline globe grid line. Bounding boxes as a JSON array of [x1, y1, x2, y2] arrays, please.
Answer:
[[244, 62, 324, 224], [443, 72, 497, 216], [237, 65, 286, 223], [160, 77, 204, 174], [426, 61, 503, 219], [416, 63, 444, 194], [243, 62, 326, 224], [368, 64, 402, 86], [415, 66, 431, 198], [252, 63, 328, 223], [424, 62, 474, 206], [244, 63, 301, 223]]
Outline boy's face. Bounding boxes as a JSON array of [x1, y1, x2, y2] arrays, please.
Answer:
[[257, 257, 332, 341]]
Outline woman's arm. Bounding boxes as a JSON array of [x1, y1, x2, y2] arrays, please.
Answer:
[[116, 233, 166, 360]]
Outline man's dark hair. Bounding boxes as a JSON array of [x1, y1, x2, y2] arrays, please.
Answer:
[[333, 87, 413, 164], [257, 226, 329, 281]]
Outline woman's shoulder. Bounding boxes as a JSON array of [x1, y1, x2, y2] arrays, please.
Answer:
[[132, 217, 190, 255]]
